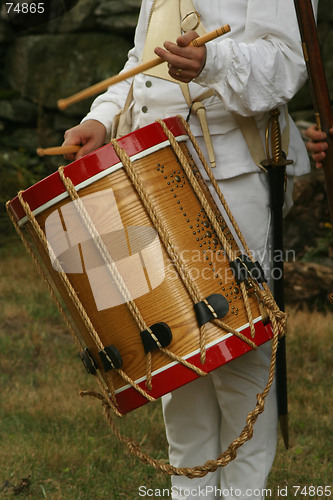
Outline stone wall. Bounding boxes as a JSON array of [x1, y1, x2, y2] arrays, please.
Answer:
[[0, 0, 332, 163], [0, 0, 141, 162]]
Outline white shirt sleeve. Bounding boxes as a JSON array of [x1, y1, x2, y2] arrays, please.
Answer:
[[195, 0, 319, 116]]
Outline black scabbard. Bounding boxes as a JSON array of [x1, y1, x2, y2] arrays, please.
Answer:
[[266, 163, 289, 449]]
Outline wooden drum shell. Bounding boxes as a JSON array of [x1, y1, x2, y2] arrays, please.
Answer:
[[7, 117, 272, 414]]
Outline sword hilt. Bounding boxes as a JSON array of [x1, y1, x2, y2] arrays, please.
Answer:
[[271, 108, 283, 164], [261, 109, 293, 169]]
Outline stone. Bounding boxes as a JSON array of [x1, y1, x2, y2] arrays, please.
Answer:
[[5, 32, 132, 114], [95, 0, 141, 34], [46, 0, 97, 33], [0, 98, 37, 123]]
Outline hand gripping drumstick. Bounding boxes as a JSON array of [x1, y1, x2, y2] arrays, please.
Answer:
[[57, 25, 231, 111]]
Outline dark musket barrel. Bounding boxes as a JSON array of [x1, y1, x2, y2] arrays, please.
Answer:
[[294, 0, 333, 222]]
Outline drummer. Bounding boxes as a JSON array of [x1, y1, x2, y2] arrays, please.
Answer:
[[63, 2, 318, 499]]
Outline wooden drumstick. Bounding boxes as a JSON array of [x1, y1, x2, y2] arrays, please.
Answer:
[[57, 25, 231, 111], [37, 145, 81, 156]]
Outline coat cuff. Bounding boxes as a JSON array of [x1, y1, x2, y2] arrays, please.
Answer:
[[194, 40, 232, 88]]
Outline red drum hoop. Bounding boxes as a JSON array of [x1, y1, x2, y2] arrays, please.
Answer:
[[7, 117, 273, 415]]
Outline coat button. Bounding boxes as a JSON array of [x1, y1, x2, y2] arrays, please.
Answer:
[[145, 80, 152, 88], [142, 106, 148, 113]]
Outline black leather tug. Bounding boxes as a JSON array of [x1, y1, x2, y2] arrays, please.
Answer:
[[80, 347, 98, 375], [98, 345, 123, 372], [194, 294, 229, 327], [230, 255, 266, 284], [140, 322, 173, 354]]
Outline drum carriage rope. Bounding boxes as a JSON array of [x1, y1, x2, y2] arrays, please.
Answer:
[[6, 198, 84, 355], [180, 116, 287, 336], [110, 138, 258, 353], [7, 191, 281, 476], [56, 166, 208, 384], [6, 116, 285, 478], [58, 127, 261, 400], [6, 196, 124, 416], [154, 120, 260, 339], [7, 190, 156, 409], [59, 166, 159, 392], [159, 117, 287, 339], [111, 140, 209, 364], [81, 314, 279, 478], [82, 120, 283, 475]]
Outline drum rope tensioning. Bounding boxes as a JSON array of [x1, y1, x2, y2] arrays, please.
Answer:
[[58, 165, 208, 387], [7, 191, 154, 415], [6, 116, 286, 478]]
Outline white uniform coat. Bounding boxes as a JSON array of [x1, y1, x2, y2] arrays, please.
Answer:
[[83, 0, 317, 181]]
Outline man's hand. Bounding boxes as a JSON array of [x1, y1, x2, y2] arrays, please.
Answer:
[[154, 30, 206, 83], [62, 119, 107, 161], [305, 124, 333, 169]]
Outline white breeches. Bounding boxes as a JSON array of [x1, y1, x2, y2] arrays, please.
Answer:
[[161, 172, 279, 500]]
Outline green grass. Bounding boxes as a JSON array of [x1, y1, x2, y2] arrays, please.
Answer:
[[0, 243, 332, 499]]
